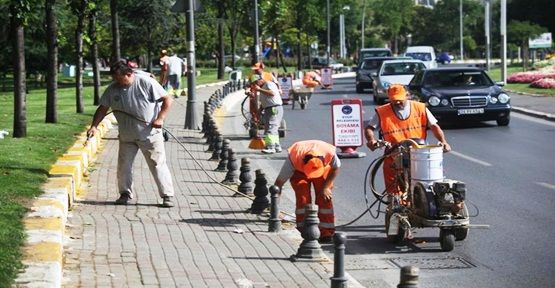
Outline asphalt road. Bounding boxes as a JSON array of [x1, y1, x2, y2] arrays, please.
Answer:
[[221, 77, 555, 287]]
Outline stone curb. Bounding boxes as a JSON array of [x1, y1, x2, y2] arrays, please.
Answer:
[[15, 115, 116, 288]]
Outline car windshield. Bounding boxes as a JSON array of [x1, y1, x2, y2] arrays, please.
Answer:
[[361, 50, 391, 58], [381, 62, 426, 76], [360, 59, 384, 70], [423, 71, 493, 87], [406, 52, 432, 61]]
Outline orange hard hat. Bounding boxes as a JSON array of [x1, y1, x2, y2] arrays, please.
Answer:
[[387, 84, 407, 102], [302, 153, 325, 179]]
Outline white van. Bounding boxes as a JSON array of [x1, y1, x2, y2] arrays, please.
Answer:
[[404, 46, 437, 69]]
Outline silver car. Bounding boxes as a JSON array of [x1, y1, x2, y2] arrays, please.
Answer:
[[372, 59, 426, 104]]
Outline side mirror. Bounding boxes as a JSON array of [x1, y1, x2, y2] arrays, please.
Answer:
[[408, 84, 421, 90], [371, 72, 378, 77], [495, 81, 505, 86], [352, 66, 358, 72]]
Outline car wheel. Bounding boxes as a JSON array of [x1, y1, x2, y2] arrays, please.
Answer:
[[497, 116, 510, 126], [356, 85, 363, 93]]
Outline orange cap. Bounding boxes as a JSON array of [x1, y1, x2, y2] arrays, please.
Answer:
[[303, 154, 325, 179], [387, 84, 407, 101]]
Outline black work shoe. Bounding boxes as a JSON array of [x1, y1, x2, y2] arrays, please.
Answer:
[[115, 193, 131, 205], [161, 196, 174, 208], [318, 236, 334, 244]]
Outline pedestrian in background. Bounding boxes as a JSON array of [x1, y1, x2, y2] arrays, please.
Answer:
[[159, 49, 169, 89], [86, 60, 176, 207], [274, 140, 340, 243], [250, 74, 283, 154], [167, 52, 187, 97]]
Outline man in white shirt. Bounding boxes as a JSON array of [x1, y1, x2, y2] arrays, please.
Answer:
[[167, 53, 187, 95]]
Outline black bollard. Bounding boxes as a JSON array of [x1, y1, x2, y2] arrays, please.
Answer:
[[397, 266, 419, 288], [291, 204, 326, 262], [205, 119, 216, 144], [201, 101, 209, 134], [249, 169, 269, 213], [209, 135, 223, 161], [207, 130, 219, 152], [268, 185, 281, 232], [237, 158, 254, 196], [222, 148, 239, 185], [215, 139, 230, 172], [330, 232, 348, 288]]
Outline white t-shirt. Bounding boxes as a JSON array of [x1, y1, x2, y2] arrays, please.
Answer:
[[259, 81, 283, 108], [367, 101, 438, 132], [100, 74, 167, 141], [168, 55, 186, 76]]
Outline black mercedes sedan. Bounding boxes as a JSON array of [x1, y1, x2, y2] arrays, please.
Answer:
[[407, 67, 511, 126]]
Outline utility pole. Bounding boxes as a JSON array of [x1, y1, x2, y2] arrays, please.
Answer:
[[485, 0, 491, 71], [254, 0, 260, 64], [460, 0, 464, 61], [361, 1, 366, 49], [500, 0, 507, 83], [326, 0, 330, 65]]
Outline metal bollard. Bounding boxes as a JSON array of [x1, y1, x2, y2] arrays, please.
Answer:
[[215, 139, 230, 172], [237, 158, 254, 196], [330, 232, 348, 288], [209, 135, 223, 161], [207, 130, 219, 152], [268, 185, 281, 232], [249, 169, 269, 212], [290, 204, 325, 262], [397, 266, 419, 288], [222, 148, 239, 185]]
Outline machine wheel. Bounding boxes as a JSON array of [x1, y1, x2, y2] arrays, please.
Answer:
[[278, 119, 286, 138], [497, 116, 510, 126], [385, 208, 405, 243], [300, 102, 306, 109], [454, 204, 469, 241], [439, 229, 455, 252]]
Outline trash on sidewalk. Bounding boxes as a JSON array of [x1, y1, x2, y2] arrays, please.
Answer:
[[232, 228, 244, 234]]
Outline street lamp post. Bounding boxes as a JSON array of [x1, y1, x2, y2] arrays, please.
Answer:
[[485, 0, 491, 71], [172, 0, 200, 130], [500, 0, 507, 83], [460, 0, 464, 61], [326, 0, 330, 65], [254, 0, 260, 63]]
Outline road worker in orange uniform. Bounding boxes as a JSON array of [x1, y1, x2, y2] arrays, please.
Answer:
[[364, 84, 451, 196], [274, 140, 341, 243], [302, 70, 322, 88]]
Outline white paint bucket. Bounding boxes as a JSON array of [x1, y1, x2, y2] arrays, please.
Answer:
[[410, 145, 443, 181]]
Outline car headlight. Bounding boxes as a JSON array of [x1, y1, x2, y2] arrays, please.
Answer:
[[428, 96, 441, 106], [440, 99, 449, 106], [498, 93, 510, 104], [489, 96, 498, 104]]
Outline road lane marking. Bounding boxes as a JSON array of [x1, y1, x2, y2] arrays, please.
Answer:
[[537, 182, 555, 190], [450, 151, 492, 167]]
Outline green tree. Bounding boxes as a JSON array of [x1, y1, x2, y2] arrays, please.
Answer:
[[507, 20, 546, 70], [372, 0, 413, 55], [45, 0, 58, 123]]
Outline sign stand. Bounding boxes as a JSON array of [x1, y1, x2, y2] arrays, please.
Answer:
[[331, 99, 366, 159], [320, 67, 333, 90]]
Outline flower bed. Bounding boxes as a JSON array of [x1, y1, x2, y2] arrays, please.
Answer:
[[507, 71, 555, 83], [530, 77, 555, 89]]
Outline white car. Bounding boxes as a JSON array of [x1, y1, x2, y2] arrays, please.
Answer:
[[372, 59, 426, 104]]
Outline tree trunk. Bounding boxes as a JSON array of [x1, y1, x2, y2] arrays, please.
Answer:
[[217, 18, 225, 80], [11, 9, 27, 138], [522, 41, 529, 71], [110, 0, 121, 62], [45, 0, 58, 123], [296, 17, 302, 71], [75, 0, 87, 113], [89, 7, 100, 106]]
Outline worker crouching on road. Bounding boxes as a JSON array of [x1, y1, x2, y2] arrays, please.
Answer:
[[364, 84, 451, 197], [251, 74, 283, 154], [87, 60, 175, 207], [302, 70, 322, 88], [274, 140, 341, 243]]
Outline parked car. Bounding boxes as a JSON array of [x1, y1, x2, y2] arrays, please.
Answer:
[[404, 46, 437, 69], [310, 56, 344, 71], [372, 59, 426, 104], [355, 56, 398, 93], [407, 67, 511, 126]]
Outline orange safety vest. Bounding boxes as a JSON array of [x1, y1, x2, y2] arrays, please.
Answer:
[[288, 140, 336, 174], [376, 101, 428, 144]]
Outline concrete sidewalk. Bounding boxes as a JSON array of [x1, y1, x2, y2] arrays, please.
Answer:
[[62, 84, 358, 287]]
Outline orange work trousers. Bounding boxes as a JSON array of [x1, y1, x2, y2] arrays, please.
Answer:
[[290, 170, 335, 238], [383, 154, 403, 195]]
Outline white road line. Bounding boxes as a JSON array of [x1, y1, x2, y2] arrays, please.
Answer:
[[450, 151, 492, 167], [537, 182, 555, 190]]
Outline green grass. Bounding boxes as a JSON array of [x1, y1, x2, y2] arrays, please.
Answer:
[[0, 69, 227, 285], [486, 66, 555, 97]]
